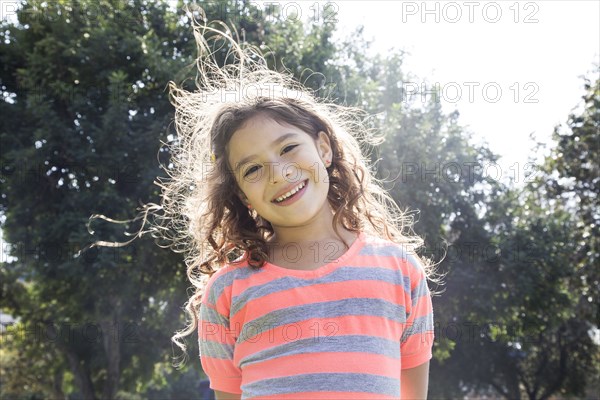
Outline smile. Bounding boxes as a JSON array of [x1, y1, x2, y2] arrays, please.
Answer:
[[272, 180, 308, 205]]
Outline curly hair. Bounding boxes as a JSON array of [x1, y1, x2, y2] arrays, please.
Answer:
[[84, 19, 441, 367]]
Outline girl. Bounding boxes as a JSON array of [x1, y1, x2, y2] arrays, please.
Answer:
[[137, 20, 437, 400]]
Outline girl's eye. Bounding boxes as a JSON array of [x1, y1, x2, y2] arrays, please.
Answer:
[[243, 145, 297, 177], [244, 165, 260, 177], [282, 144, 298, 154]]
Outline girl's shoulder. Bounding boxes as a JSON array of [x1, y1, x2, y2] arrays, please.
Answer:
[[361, 232, 397, 247], [201, 259, 251, 308], [360, 232, 411, 256], [359, 232, 426, 274], [203, 257, 249, 289]]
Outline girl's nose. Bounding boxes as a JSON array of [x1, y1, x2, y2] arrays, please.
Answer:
[[268, 162, 292, 185]]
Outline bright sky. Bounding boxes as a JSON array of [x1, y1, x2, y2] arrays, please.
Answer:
[[327, 0, 599, 182]]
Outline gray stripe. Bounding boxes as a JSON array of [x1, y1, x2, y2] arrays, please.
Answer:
[[240, 334, 401, 368], [205, 269, 237, 307], [199, 305, 236, 359], [198, 337, 235, 359], [400, 313, 435, 344], [410, 277, 431, 309], [231, 266, 411, 317], [200, 304, 229, 326], [204, 266, 262, 307], [242, 372, 400, 398], [237, 298, 406, 343]]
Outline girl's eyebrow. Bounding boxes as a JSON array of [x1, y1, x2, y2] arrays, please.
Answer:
[[234, 132, 300, 171]]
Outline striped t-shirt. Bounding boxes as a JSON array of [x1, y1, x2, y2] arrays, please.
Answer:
[[198, 231, 435, 399]]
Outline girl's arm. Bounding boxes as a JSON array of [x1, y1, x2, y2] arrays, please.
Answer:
[[400, 360, 430, 399], [214, 390, 242, 400]]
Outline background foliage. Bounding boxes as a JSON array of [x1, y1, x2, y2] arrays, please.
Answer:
[[1, 1, 598, 399]]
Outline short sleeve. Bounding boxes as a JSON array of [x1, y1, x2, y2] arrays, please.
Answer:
[[400, 254, 435, 369], [198, 271, 243, 394]]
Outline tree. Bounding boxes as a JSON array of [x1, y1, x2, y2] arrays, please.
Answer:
[[433, 74, 600, 399], [532, 74, 599, 326], [0, 1, 199, 398]]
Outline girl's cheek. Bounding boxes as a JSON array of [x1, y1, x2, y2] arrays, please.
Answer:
[[243, 172, 266, 187]]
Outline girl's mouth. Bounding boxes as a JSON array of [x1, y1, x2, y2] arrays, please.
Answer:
[[271, 179, 308, 206]]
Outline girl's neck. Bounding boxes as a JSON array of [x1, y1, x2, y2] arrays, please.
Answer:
[[268, 227, 357, 248], [266, 204, 354, 247], [265, 224, 359, 271]]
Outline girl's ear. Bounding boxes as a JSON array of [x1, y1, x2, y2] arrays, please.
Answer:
[[316, 131, 333, 161]]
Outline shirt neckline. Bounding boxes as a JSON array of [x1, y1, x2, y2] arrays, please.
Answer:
[[262, 231, 365, 277]]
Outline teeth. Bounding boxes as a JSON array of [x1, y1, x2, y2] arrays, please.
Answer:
[[275, 181, 306, 203]]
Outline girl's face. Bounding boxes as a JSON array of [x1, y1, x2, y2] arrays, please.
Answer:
[[226, 115, 333, 233]]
